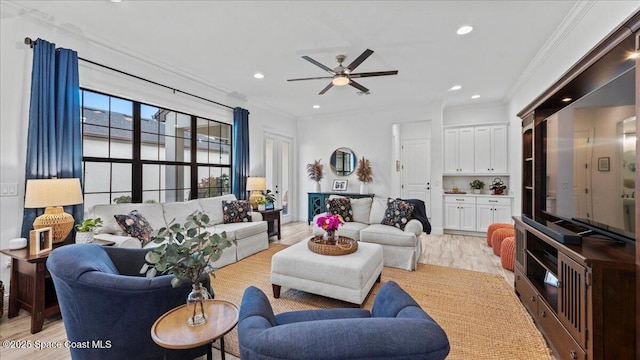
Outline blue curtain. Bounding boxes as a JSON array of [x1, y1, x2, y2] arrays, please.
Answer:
[[232, 107, 250, 200], [21, 39, 82, 238]]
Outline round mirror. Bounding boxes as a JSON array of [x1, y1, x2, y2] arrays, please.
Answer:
[[330, 147, 357, 176]]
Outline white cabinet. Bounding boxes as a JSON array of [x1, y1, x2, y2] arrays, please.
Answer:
[[443, 127, 475, 174], [474, 125, 508, 174], [476, 197, 512, 233], [444, 196, 476, 231]]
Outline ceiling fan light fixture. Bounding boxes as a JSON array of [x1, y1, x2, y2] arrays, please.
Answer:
[[332, 75, 350, 86]]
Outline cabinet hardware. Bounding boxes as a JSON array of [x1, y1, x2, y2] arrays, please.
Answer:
[[570, 350, 577, 359], [530, 296, 536, 302], [540, 310, 546, 317]]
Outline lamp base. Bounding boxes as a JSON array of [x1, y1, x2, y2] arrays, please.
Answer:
[[249, 191, 262, 210], [33, 206, 75, 243]]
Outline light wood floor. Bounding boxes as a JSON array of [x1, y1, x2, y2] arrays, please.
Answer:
[[0, 222, 513, 360]]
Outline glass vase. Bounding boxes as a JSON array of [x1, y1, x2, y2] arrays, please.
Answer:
[[323, 230, 337, 244], [186, 282, 211, 326]]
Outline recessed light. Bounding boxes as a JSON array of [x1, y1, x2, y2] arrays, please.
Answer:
[[628, 52, 639, 60], [313, 105, 320, 109], [457, 25, 473, 35], [471, 95, 480, 99], [562, 97, 572, 102], [253, 73, 264, 79], [110, 0, 122, 3], [449, 85, 462, 91]]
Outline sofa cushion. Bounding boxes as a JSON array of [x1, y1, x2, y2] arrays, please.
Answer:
[[351, 198, 373, 224], [368, 197, 388, 224], [222, 200, 252, 223], [198, 194, 237, 225], [114, 210, 155, 247], [360, 224, 417, 247], [213, 221, 268, 241], [161, 199, 203, 226], [93, 203, 165, 235], [338, 222, 369, 241], [381, 198, 415, 231], [325, 197, 353, 222]]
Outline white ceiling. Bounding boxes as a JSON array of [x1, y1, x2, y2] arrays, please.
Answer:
[[9, 0, 580, 118]]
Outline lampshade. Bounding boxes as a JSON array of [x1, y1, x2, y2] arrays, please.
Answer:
[[332, 75, 350, 86], [25, 178, 83, 208], [24, 178, 83, 243], [246, 177, 267, 191]]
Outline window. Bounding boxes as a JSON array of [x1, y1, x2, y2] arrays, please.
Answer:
[[81, 89, 231, 212]]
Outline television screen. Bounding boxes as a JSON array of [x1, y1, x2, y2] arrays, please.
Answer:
[[544, 67, 635, 240]]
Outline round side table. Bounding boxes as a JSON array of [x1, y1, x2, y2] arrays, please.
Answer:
[[151, 299, 239, 360]]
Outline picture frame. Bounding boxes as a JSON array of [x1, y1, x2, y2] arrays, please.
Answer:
[[332, 179, 348, 191], [29, 227, 53, 255], [598, 157, 610, 172]]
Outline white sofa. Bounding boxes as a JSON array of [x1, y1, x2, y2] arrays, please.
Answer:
[[313, 196, 423, 271], [88, 194, 269, 268]]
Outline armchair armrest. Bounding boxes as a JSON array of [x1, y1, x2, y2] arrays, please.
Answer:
[[275, 308, 370, 325], [404, 219, 423, 236], [251, 212, 263, 222]]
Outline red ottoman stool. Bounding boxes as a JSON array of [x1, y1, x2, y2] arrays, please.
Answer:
[[486, 223, 513, 247], [500, 236, 515, 271], [491, 227, 515, 256]]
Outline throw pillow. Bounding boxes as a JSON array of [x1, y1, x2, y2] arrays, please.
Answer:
[[325, 197, 353, 222], [350, 197, 373, 224], [222, 200, 252, 223], [114, 210, 155, 247], [381, 198, 415, 230]]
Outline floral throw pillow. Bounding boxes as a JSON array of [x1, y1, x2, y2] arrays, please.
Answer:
[[222, 200, 252, 223], [114, 210, 154, 247], [381, 198, 415, 230], [325, 197, 353, 222]]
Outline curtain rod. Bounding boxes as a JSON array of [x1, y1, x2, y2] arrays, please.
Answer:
[[24, 37, 235, 111]]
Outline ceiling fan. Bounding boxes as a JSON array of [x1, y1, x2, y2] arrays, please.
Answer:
[[287, 49, 398, 95]]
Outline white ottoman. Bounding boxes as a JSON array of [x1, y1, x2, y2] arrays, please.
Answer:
[[271, 240, 383, 306]]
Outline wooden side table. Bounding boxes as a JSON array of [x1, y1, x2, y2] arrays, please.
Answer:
[[258, 208, 283, 240], [151, 299, 239, 360], [0, 246, 61, 333]]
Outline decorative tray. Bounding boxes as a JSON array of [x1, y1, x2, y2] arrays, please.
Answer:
[[308, 236, 358, 256]]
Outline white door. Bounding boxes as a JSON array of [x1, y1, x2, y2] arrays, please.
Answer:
[[573, 129, 593, 219], [401, 138, 431, 217], [265, 133, 293, 223]]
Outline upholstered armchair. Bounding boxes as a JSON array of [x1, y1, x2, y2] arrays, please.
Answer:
[[47, 244, 211, 360], [238, 281, 450, 360]]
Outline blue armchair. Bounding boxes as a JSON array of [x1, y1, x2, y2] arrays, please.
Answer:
[[47, 244, 211, 360], [238, 281, 450, 360]]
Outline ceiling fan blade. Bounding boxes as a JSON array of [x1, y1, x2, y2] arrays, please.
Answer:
[[350, 70, 399, 78], [349, 80, 369, 94], [319, 82, 334, 95], [347, 49, 374, 72], [287, 76, 334, 81], [302, 56, 335, 74]]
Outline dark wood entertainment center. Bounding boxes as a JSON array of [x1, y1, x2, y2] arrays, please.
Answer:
[[516, 11, 639, 360]]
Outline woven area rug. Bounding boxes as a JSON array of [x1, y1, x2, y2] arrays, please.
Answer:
[[212, 244, 552, 359]]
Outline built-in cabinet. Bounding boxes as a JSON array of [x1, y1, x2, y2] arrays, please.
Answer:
[[443, 127, 474, 173], [444, 124, 508, 175], [474, 125, 508, 174], [444, 195, 512, 233]]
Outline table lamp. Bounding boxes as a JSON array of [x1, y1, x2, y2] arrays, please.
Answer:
[[24, 178, 83, 243], [246, 177, 266, 210]]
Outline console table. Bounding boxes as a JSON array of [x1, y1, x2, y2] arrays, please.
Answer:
[[307, 192, 374, 224]]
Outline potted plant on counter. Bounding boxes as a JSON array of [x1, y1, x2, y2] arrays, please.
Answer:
[[469, 180, 485, 194], [490, 178, 507, 195], [75, 218, 103, 243]]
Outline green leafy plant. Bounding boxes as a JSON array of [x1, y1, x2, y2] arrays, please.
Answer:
[[113, 195, 132, 204], [264, 189, 276, 203], [469, 180, 485, 190], [75, 218, 103, 232], [141, 211, 234, 288], [256, 197, 268, 205]]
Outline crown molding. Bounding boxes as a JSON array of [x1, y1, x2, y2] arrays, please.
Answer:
[[505, 0, 595, 101]]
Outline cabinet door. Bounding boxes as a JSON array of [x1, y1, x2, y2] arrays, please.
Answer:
[[490, 125, 508, 173], [557, 253, 587, 349], [443, 129, 459, 173], [476, 204, 495, 233], [474, 126, 492, 173], [444, 203, 461, 229], [459, 204, 476, 231], [493, 204, 512, 224], [458, 128, 475, 173]]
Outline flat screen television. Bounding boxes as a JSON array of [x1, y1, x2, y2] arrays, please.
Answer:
[[542, 66, 636, 242]]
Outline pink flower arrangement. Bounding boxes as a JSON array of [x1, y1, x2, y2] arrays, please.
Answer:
[[316, 213, 344, 232]]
